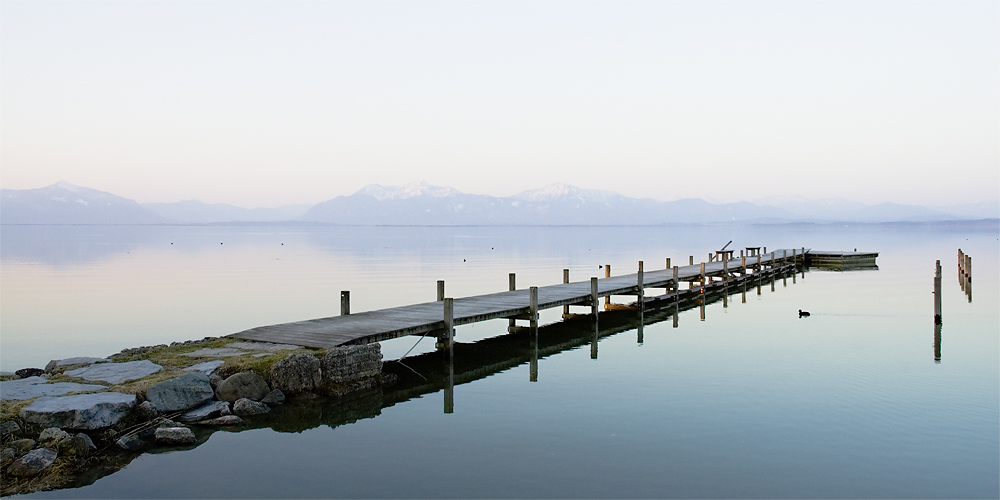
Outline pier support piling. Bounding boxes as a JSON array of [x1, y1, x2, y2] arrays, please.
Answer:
[[341, 291, 350, 316], [563, 269, 570, 317], [437, 280, 445, 301]]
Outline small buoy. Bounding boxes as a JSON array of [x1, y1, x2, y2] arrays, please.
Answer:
[[798, 309, 811, 318], [463, 259, 466, 262]]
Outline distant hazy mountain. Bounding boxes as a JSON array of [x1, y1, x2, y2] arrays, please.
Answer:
[[301, 181, 796, 225], [0, 181, 167, 224], [3, 181, 993, 225], [143, 200, 312, 223]]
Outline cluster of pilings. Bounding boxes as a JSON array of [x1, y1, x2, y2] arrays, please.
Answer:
[[958, 249, 972, 302]]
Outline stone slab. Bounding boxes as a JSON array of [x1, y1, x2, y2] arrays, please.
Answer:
[[145, 372, 214, 412], [19, 392, 137, 430], [178, 401, 230, 422], [65, 360, 163, 384], [0, 377, 107, 401], [46, 357, 108, 371], [184, 360, 224, 375]]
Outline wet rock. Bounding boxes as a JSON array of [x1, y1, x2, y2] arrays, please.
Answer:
[[20, 392, 137, 429], [178, 401, 230, 423], [10, 439, 35, 455], [0, 420, 20, 439], [134, 400, 160, 421], [184, 360, 224, 376], [15, 368, 44, 379], [1, 447, 16, 467], [154, 427, 195, 445], [209, 373, 224, 390], [232, 398, 270, 417], [61, 433, 96, 457], [0, 376, 107, 401], [270, 354, 322, 393], [216, 372, 270, 402], [219, 404, 233, 416], [261, 389, 285, 406], [321, 344, 382, 383], [197, 415, 244, 426], [115, 434, 145, 451], [38, 427, 70, 448], [65, 359, 163, 384], [6, 447, 57, 476], [145, 372, 214, 412], [44, 357, 107, 373], [381, 372, 400, 387]]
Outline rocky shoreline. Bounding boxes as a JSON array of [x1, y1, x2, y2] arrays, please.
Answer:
[[0, 337, 388, 496]]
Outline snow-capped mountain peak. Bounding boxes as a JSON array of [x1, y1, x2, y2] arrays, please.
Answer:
[[357, 181, 459, 201], [513, 183, 621, 203]]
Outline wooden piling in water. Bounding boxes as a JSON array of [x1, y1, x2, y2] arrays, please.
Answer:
[[605, 265, 611, 307], [590, 277, 599, 318], [508, 273, 516, 329], [933, 260, 942, 325], [341, 291, 350, 316], [437, 280, 445, 301], [563, 269, 570, 316], [529, 286, 539, 330], [637, 261, 644, 305]]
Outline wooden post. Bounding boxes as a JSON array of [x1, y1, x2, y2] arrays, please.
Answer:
[[529, 286, 538, 330], [742, 255, 747, 275], [529, 324, 538, 382], [673, 265, 679, 292], [665, 257, 671, 269], [443, 297, 454, 349], [764, 246, 767, 254], [437, 280, 445, 301], [563, 269, 570, 316], [591, 277, 599, 318], [770, 251, 775, 269], [723, 255, 728, 281], [801, 247, 805, 263], [933, 260, 942, 325], [637, 261, 644, 306], [756, 254, 762, 272], [689, 255, 694, 266], [508, 273, 516, 329], [700, 262, 705, 287], [604, 265, 611, 307], [340, 291, 350, 316]]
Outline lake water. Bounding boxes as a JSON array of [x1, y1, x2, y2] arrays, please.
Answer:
[[2, 223, 998, 498]]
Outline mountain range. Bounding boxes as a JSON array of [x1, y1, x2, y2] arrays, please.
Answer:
[[1, 181, 996, 225]]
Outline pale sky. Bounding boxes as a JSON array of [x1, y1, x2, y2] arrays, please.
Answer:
[[1, 0, 997, 208]]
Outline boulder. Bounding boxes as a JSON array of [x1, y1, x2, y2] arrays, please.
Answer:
[[232, 398, 270, 417], [215, 372, 270, 402], [115, 434, 145, 451], [270, 354, 322, 393], [15, 368, 44, 378], [10, 439, 35, 455], [209, 373, 223, 390], [178, 401, 230, 423], [61, 433, 96, 457], [261, 389, 285, 406], [45, 357, 107, 373], [0, 420, 20, 439], [38, 427, 70, 448], [154, 427, 195, 445], [0, 376, 106, 401], [6, 447, 57, 476], [219, 404, 233, 416], [65, 360, 163, 384], [134, 400, 160, 421], [196, 415, 244, 426], [145, 372, 214, 412], [20, 392, 137, 430], [321, 344, 382, 383]]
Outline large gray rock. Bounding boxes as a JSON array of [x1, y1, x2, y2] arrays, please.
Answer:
[[270, 354, 322, 393], [232, 398, 270, 417], [10, 439, 34, 455], [65, 360, 163, 384], [134, 400, 159, 421], [215, 372, 270, 401], [145, 372, 214, 412], [0, 376, 107, 401], [19, 392, 137, 430], [6, 448, 57, 476], [178, 401, 230, 423], [321, 344, 383, 383], [154, 427, 196, 445], [196, 415, 244, 426], [44, 357, 107, 373], [1, 447, 15, 467]]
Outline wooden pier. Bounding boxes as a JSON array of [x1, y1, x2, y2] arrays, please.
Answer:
[[806, 250, 878, 270], [230, 248, 813, 348]]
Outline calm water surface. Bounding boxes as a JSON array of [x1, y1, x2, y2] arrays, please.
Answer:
[[2, 224, 997, 498]]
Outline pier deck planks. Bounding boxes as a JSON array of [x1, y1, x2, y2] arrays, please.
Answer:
[[230, 249, 807, 348]]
